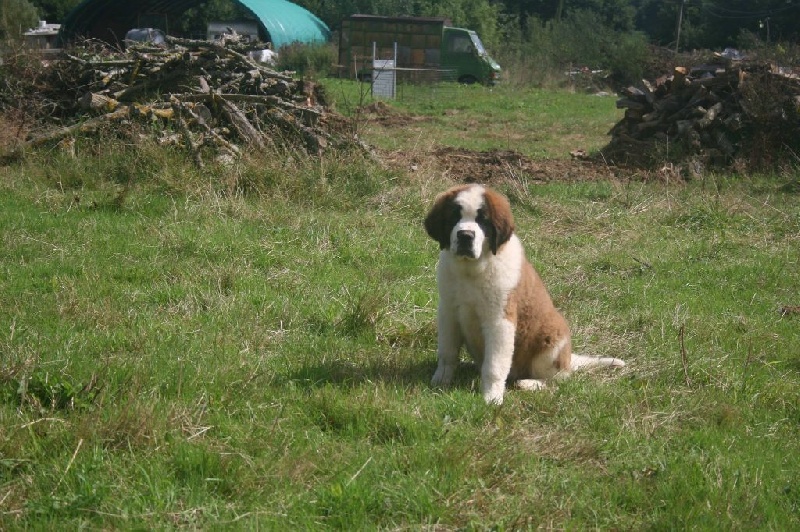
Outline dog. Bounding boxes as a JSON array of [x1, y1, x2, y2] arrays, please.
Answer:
[[424, 184, 624, 404]]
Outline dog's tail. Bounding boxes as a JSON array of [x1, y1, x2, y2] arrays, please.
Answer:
[[570, 353, 625, 372]]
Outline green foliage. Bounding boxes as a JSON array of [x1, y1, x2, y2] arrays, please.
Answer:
[[30, 0, 81, 23], [497, 11, 649, 90], [0, 0, 38, 42], [417, 0, 503, 48], [0, 370, 97, 411], [559, 0, 637, 32], [502, 0, 800, 52], [276, 42, 337, 77], [604, 28, 648, 86], [501, 10, 649, 87], [174, 0, 255, 40]]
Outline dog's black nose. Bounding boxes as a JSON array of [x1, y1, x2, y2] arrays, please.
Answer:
[[456, 229, 475, 244]]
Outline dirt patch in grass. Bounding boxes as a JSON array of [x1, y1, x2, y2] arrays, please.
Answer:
[[363, 102, 645, 183], [381, 145, 636, 183], [358, 101, 432, 127]]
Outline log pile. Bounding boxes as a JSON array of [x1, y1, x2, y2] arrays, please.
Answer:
[[17, 37, 362, 164], [603, 59, 800, 172]]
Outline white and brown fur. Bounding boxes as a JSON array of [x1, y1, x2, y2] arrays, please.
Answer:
[[424, 184, 624, 404]]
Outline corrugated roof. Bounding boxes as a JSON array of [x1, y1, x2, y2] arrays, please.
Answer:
[[58, 0, 330, 48]]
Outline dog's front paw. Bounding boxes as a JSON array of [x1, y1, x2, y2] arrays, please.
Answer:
[[482, 381, 506, 405], [431, 364, 454, 386]]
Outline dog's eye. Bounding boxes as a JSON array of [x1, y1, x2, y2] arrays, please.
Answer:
[[476, 209, 486, 222]]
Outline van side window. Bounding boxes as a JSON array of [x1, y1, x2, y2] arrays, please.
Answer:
[[446, 34, 473, 54]]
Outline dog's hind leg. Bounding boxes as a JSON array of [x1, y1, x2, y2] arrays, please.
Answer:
[[514, 379, 548, 390], [570, 353, 626, 371]]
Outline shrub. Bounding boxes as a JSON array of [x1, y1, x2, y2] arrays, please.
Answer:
[[496, 10, 649, 89], [276, 42, 337, 77], [0, 0, 38, 42]]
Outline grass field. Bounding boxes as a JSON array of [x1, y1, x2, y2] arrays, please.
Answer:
[[324, 79, 620, 158], [1, 81, 799, 529]]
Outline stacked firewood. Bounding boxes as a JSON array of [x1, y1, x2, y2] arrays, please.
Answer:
[[604, 59, 800, 171], [21, 37, 361, 164]]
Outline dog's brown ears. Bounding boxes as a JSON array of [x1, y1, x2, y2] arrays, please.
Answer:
[[425, 185, 515, 253], [483, 188, 514, 254], [424, 190, 457, 250]]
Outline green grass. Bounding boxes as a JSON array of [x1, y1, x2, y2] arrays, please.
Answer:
[[325, 79, 621, 158], [1, 86, 799, 529]]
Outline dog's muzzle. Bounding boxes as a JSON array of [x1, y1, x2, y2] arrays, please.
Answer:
[[455, 229, 476, 257]]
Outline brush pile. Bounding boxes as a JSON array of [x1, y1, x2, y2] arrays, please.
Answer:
[[4, 37, 360, 164], [603, 58, 800, 173]]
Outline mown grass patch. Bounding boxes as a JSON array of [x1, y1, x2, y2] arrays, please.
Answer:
[[324, 79, 621, 159]]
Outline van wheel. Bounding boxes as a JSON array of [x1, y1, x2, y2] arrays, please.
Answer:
[[458, 75, 478, 85]]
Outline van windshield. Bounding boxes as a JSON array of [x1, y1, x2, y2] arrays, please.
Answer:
[[470, 33, 487, 56]]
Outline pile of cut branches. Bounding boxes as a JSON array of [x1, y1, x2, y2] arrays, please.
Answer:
[[602, 58, 800, 173], [2, 37, 361, 164]]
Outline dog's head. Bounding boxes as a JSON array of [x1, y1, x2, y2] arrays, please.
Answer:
[[424, 184, 515, 259]]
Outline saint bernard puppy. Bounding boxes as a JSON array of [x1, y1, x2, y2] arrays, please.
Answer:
[[424, 184, 625, 404]]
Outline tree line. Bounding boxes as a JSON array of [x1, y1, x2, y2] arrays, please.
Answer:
[[303, 0, 799, 51], [4, 0, 797, 51]]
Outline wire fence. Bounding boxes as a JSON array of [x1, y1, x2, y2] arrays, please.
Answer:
[[371, 67, 462, 104]]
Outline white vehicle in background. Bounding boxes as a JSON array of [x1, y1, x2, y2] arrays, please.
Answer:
[[248, 48, 278, 65], [124, 28, 166, 47]]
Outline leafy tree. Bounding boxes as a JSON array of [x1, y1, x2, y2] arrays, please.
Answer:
[[697, 0, 800, 48], [495, 0, 635, 31], [1, 0, 39, 42], [417, 0, 502, 47], [31, 0, 81, 23], [520, 8, 648, 85], [173, 0, 254, 39], [633, 0, 679, 47], [563, 0, 637, 32]]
